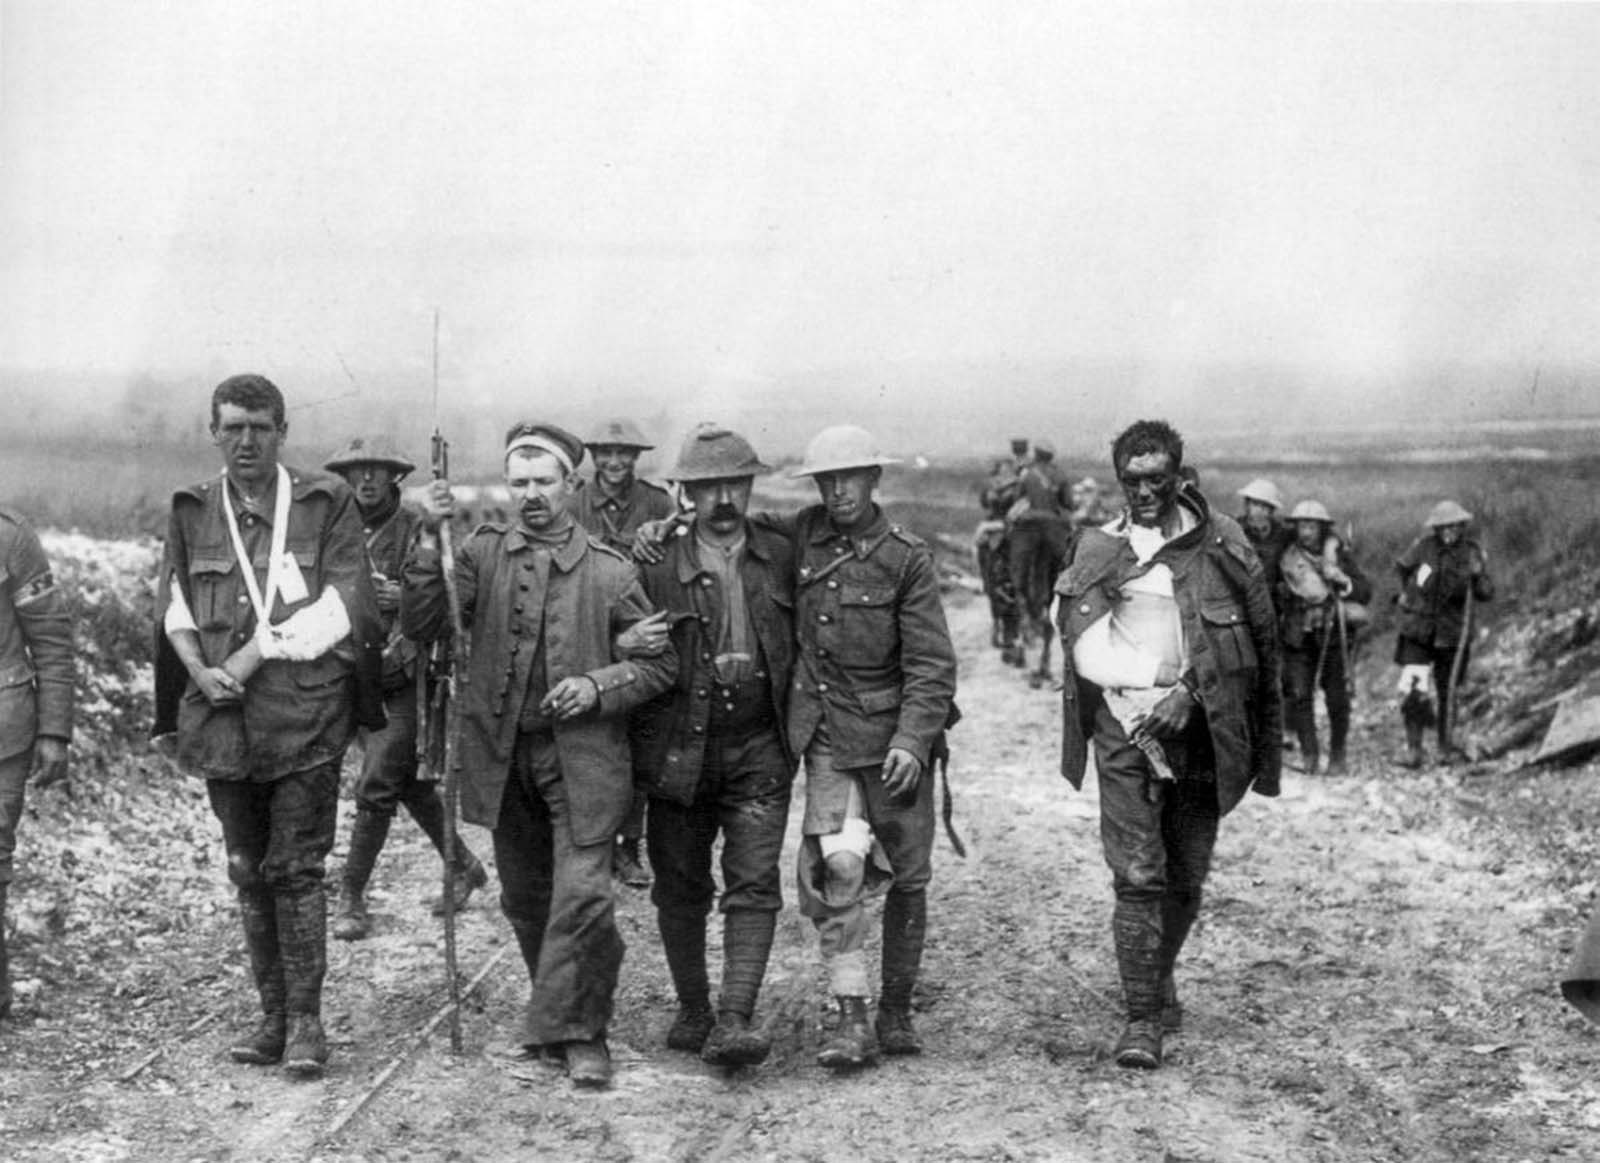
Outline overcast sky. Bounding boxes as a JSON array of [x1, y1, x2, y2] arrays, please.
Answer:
[[2, 2, 1597, 442]]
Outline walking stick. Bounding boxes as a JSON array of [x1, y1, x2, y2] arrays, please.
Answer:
[[1334, 595, 1353, 704], [430, 312, 466, 1054]]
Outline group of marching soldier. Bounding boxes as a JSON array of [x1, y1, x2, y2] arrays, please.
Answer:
[[0, 372, 1506, 1092]]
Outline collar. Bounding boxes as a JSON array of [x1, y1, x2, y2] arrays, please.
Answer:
[[807, 505, 888, 556], [360, 489, 402, 531], [504, 523, 588, 571], [1107, 491, 1207, 554], [674, 520, 769, 583]]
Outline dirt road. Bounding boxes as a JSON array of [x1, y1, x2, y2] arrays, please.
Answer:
[[5, 590, 1599, 1161]]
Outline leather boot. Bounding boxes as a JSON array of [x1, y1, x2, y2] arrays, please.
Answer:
[[277, 889, 329, 1078], [702, 910, 775, 1066], [230, 890, 286, 1064], [877, 889, 926, 1055], [333, 808, 390, 941], [0, 883, 12, 1019], [817, 996, 878, 1070], [659, 910, 713, 1052], [408, 792, 489, 915], [1112, 898, 1164, 1069]]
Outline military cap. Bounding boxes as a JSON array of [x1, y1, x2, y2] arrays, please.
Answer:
[[583, 418, 654, 450], [668, 423, 772, 482], [1034, 439, 1057, 458], [324, 435, 417, 476], [1237, 478, 1283, 510], [1425, 500, 1473, 528], [1009, 436, 1030, 453], [790, 425, 902, 478], [504, 421, 587, 473], [1289, 500, 1334, 524]]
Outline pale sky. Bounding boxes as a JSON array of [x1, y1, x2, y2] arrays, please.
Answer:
[[3, 2, 1598, 443]]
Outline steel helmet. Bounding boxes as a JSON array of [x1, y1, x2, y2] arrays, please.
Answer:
[[667, 423, 772, 482], [1288, 500, 1334, 524], [790, 425, 901, 478], [1237, 478, 1283, 511], [583, 418, 654, 450], [1425, 500, 1473, 528], [323, 435, 417, 476]]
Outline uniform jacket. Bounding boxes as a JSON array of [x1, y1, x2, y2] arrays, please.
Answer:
[[573, 477, 676, 551], [1011, 461, 1071, 526], [152, 468, 386, 781], [0, 510, 73, 761], [1395, 535, 1494, 650], [1276, 539, 1373, 651], [362, 496, 426, 685], [784, 505, 957, 771], [1053, 489, 1282, 815], [400, 523, 676, 840], [1241, 517, 1293, 604]]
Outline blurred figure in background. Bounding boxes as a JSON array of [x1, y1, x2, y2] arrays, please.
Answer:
[[1070, 476, 1113, 529], [322, 437, 486, 942], [0, 508, 73, 1020], [1006, 438, 1074, 687], [1393, 501, 1494, 767], [574, 418, 677, 889], [976, 456, 1021, 662]]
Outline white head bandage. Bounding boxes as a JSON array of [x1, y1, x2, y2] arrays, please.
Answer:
[[505, 435, 575, 475]]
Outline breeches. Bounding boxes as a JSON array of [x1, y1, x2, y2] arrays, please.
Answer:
[[354, 680, 435, 816], [0, 749, 32, 885], [207, 758, 343, 897]]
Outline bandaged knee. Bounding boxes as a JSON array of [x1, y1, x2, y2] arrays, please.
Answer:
[[819, 817, 872, 860]]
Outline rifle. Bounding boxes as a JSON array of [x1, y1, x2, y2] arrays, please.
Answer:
[[431, 312, 467, 1054]]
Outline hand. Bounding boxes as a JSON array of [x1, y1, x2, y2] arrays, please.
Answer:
[[881, 747, 924, 799], [541, 675, 599, 721], [631, 519, 674, 565], [29, 736, 68, 791], [615, 610, 670, 658], [1142, 684, 1196, 740], [1326, 566, 1352, 595], [421, 479, 456, 531], [193, 665, 245, 706], [373, 576, 402, 613]]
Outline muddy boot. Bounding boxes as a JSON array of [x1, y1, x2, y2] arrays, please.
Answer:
[[277, 889, 329, 1079], [230, 890, 286, 1064], [408, 792, 489, 915], [659, 910, 713, 1052], [702, 910, 774, 1067], [1396, 720, 1426, 769], [333, 808, 389, 941], [817, 996, 878, 1070], [612, 838, 651, 888], [877, 890, 926, 1055], [0, 884, 12, 1019], [565, 1035, 612, 1088], [1157, 889, 1199, 1034], [1112, 898, 1164, 1069]]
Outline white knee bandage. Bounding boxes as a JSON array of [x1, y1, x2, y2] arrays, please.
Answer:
[[819, 817, 873, 860]]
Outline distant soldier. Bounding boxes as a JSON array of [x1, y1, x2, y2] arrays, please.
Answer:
[[401, 421, 677, 1088], [153, 374, 386, 1077], [1235, 479, 1291, 599], [0, 510, 73, 1019], [322, 437, 486, 942], [1007, 438, 1074, 686], [627, 424, 796, 1067], [1393, 501, 1494, 767], [1277, 501, 1370, 775], [1053, 420, 1280, 1069], [975, 457, 1021, 660], [786, 425, 958, 1070], [1070, 476, 1113, 529], [574, 418, 676, 889]]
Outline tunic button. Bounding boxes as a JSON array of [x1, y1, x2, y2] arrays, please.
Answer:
[[1079, 603, 1091, 614], [827, 580, 839, 590], [696, 688, 708, 698], [818, 682, 829, 693], [237, 595, 249, 605], [692, 725, 704, 734], [834, 546, 845, 555], [817, 648, 828, 658], [699, 615, 710, 625], [700, 576, 713, 587], [818, 614, 831, 624], [724, 703, 735, 713]]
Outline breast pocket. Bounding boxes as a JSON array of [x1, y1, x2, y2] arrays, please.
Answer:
[[1201, 600, 1256, 673], [188, 556, 239, 632], [836, 587, 898, 668]]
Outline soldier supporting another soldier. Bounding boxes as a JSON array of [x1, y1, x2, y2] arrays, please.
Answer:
[[1393, 501, 1494, 768], [786, 425, 958, 1070], [1053, 420, 1280, 1069], [402, 421, 676, 1089], [627, 424, 796, 1068], [1277, 501, 1370, 776], [153, 374, 386, 1077], [322, 437, 486, 942], [0, 509, 73, 1019], [574, 418, 677, 890]]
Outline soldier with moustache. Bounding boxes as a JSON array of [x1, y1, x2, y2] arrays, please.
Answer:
[[322, 437, 487, 942], [573, 418, 677, 889], [401, 421, 676, 1088]]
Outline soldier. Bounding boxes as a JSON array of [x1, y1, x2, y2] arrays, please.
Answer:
[[786, 425, 958, 1070], [574, 418, 677, 889], [1070, 476, 1113, 529], [401, 421, 676, 1089], [1235, 479, 1291, 599], [153, 374, 386, 1077], [1006, 438, 1074, 687], [321, 437, 487, 942], [1277, 501, 1370, 775], [0, 510, 73, 1019], [975, 457, 1021, 660], [1393, 501, 1494, 767], [627, 424, 796, 1067], [1053, 420, 1280, 1069]]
